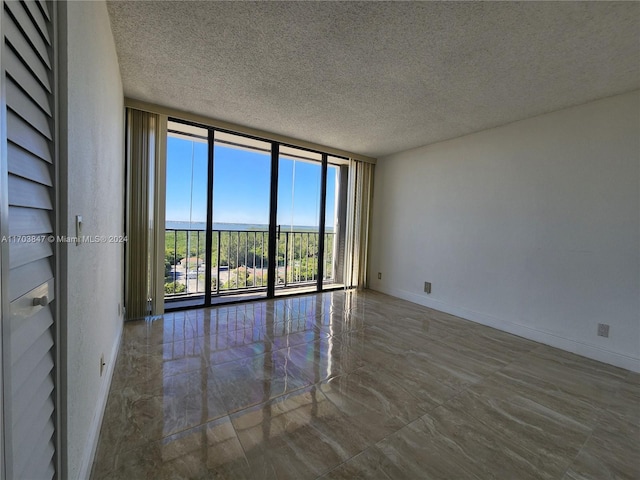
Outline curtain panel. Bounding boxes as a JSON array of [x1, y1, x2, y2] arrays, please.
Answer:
[[125, 108, 167, 319], [344, 159, 374, 289]]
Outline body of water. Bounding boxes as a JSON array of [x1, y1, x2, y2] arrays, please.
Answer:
[[166, 221, 333, 232]]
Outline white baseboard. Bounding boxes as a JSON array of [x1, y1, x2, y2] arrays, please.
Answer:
[[77, 320, 123, 480], [373, 286, 640, 373]]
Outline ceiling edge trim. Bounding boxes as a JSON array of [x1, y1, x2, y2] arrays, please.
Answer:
[[124, 98, 377, 164]]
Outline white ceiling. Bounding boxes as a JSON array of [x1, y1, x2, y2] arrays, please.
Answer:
[[106, 1, 639, 158]]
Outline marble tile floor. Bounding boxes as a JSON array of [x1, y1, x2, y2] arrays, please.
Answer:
[[90, 289, 639, 480]]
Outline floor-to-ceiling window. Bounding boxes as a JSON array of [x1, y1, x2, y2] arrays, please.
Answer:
[[164, 120, 348, 309], [276, 146, 323, 292], [212, 131, 272, 300], [165, 121, 209, 307], [324, 158, 350, 287]]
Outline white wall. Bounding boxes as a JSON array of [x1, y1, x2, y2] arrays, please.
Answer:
[[369, 91, 640, 372], [59, 2, 124, 479]]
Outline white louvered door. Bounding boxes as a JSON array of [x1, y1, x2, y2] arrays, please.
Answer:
[[1, 1, 57, 479]]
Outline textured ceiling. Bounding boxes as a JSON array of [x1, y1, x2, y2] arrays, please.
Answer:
[[106, 1, 639, 158]]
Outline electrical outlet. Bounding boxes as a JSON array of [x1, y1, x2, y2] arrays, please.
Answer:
[[100, 353, 106, 376], [378, 272, 382, 280], [597, 323, 609, 338], [424, 282, 432, 294]]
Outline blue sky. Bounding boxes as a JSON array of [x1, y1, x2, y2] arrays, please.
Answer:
[[166, 136, 337, 228]]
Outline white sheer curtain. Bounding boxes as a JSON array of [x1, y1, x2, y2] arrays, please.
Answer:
[[344, 159, 374, 289], [125, 108, 167, 318]]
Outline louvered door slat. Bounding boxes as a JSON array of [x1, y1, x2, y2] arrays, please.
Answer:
[[26, 458, 55, 480], [22, 444, 55, 480], [3, 10, 50, 91], [7, 78, 52, 138], [12, 350, 53, 427], [7, 110, 51, 162], [7, 141, 53, 186], [15, 420, 54, 478], [8, 175, 53, 209], [5, 45, 51, 115], [14, 389, 54, 453], [5, 0, 50, 68], [3, 0, 57, 478], [8, 258, 53, 301], [22, 0, 50, 46], [36, 0, 50, 22], [8, 205, 52, 235], [9, 238, 52, 268], [11, 304, 53, 363], [11, 330, 53, 392]]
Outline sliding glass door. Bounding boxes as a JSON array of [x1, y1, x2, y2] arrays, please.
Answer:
[[164, 122, 209, 307], [323, 158, 349, 287], [164, 120, 348, 308], [211, 132, 272, 300], [276, 146, 323, 292]]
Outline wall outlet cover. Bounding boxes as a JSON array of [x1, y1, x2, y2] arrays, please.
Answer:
[[597, 323, 610, 338]]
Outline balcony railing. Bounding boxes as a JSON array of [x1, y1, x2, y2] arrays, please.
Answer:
[[164, 229, 336, 299]]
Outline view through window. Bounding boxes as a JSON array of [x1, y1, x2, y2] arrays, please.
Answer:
[[164, 120, 347, 307]]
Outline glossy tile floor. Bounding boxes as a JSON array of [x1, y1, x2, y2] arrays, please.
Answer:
[[91, 290, 639, 480]]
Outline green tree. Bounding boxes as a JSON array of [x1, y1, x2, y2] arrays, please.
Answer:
[[165, 282, 186, 294]]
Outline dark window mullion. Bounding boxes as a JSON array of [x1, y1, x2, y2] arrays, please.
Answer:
[[267, 143, 279, 298], [204, 128, 214, 306], [317, 153, 328, 291]]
